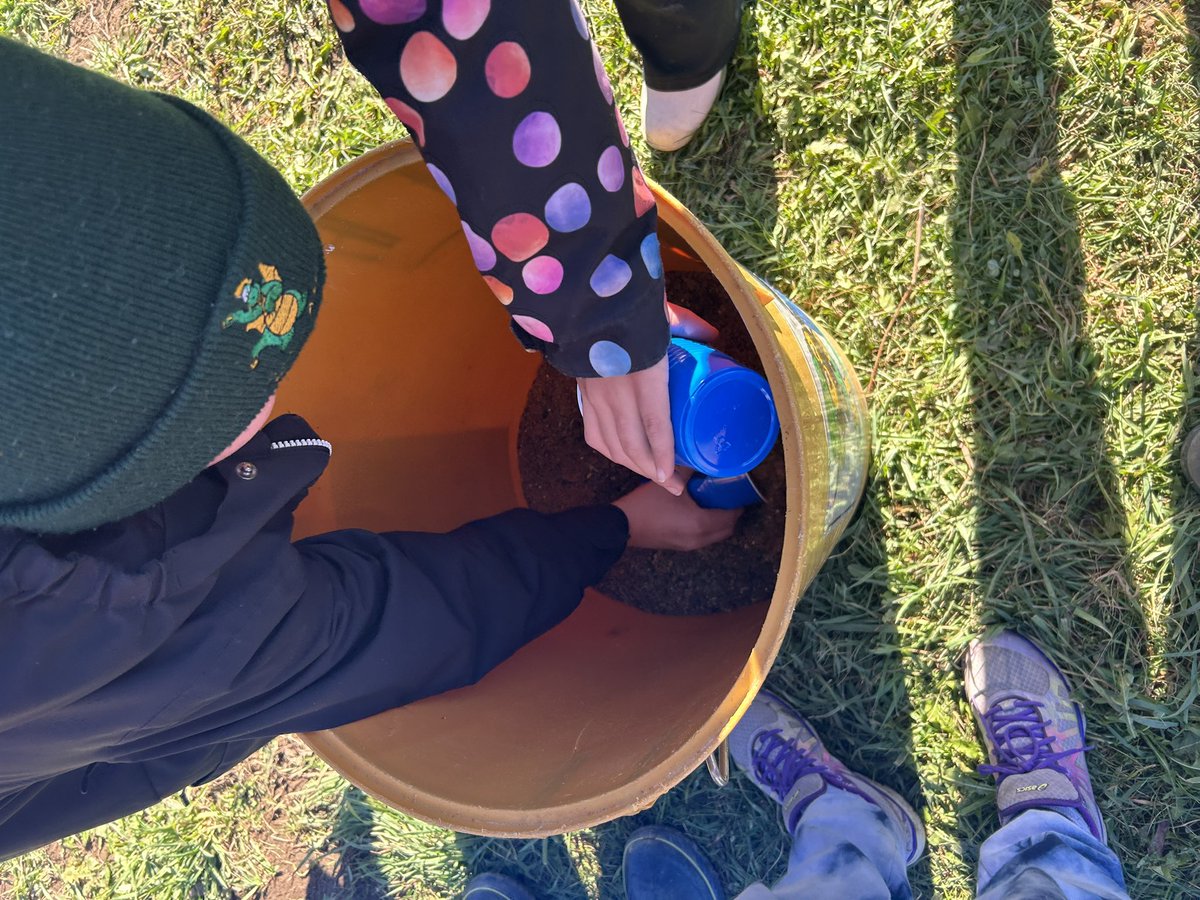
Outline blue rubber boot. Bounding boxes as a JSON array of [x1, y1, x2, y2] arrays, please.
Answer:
[[623, 825, 726, 900], [462, 872, 536, 900]]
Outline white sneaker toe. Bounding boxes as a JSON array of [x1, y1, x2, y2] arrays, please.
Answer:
[[642, 70, 726, 152]]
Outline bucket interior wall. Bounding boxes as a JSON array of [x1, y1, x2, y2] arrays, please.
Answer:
[[279, 144, 780, 836]]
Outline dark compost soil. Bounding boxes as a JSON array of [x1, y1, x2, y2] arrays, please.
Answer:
[[517, 271, 786, 615]]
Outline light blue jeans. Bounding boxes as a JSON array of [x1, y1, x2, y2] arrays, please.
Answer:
[[734, 788, 1129, 900]]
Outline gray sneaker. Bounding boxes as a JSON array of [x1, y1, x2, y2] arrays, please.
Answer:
[[728, 690, 925, 865], [964, 630, 1106, 842]]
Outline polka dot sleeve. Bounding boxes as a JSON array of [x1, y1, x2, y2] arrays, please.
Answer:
[[329, 0, 670, 378]]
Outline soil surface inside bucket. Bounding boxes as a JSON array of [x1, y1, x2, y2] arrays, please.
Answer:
[[518, 271, 786, 615]]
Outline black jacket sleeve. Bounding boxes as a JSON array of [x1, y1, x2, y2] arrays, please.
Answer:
[[0, 427, 628, 778], [0, 417, 628, 859], [12, 506, 627, 757], [0, 508, 628, 861], [244, 504, 629, 734], [330, 0, 670, 377]]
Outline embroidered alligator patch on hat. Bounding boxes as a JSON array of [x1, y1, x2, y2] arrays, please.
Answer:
[[224, 263, 310, 369]]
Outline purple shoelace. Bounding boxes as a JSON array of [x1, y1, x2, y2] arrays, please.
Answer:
[[751, 728, 847, 801], [978, 697, 1089, 778]]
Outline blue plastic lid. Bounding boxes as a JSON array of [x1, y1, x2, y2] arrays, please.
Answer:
[[679, 368, 779, 476]]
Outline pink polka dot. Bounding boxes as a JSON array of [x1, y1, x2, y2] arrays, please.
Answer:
[[385, 97, 425, 145], [443, 0, 489, 39], [491, 212, 549, 262], [592, 43, 613, 105], [359, 0, 425, 25], [597, 145, 624, 192], [328, 0, 355, 31], [522, 256, 564, 294], [400, 32, 457, 102], [513, 314, 555, 342], [616, 111, 630, 147], [462, 221, 496, 271], [513, 112, 561, 167], [632, 167, 655, 217], [482, 275, 513, 305], [485, 42, 531, 99]]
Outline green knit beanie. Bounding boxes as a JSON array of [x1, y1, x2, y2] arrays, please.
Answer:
[[0, 38, 325, 533]]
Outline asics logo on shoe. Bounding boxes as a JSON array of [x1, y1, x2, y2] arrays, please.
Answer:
[[1015, 783, 1050, 793]]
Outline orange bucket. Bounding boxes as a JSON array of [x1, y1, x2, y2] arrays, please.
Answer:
[[278, 140, 868, 837]]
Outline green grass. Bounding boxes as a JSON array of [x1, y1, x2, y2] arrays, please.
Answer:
[[4, 0, 1200, 896]]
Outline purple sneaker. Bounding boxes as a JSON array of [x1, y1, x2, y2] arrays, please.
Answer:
[[964, 630, 1106, 842], [728, 690, 925, 865]]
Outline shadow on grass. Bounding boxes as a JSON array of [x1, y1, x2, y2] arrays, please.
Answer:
[[452, 833, 592, 899], [951, 0, 1155, 890], [759, 486, 930, 896], [304, 786, 390, 900], [1156, 1, 1200, 890]]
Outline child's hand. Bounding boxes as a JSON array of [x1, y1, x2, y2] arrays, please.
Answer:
[[579, 358, 684, 495], [612, 475, 742, 551], [576, 303, 720, 499]]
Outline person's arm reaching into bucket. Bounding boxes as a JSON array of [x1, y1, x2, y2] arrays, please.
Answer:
[[0, 472, 737, 860], [327, 0, 689, 494], [274, 479, 739, 730]]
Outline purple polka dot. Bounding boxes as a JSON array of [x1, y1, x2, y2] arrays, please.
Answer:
[[513, 314, 555, 342], [569, 0, 589, 38], [443, 0, 489, 39], [513, 112, 561, 167], [640, 233, 662, 278], [589, 341, 632, 376], [592, 43, 613, 105], [359, 0, 425, 24], [485, 42, 531, 98], [427, 163, 455, 204], [590, 255, 632, 297], [522, 256, 564, 294], [462, 221, 495, 272], [401, 32, 457, 102], [597, 145, 624, 192], [544, 182, 591, 232]]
